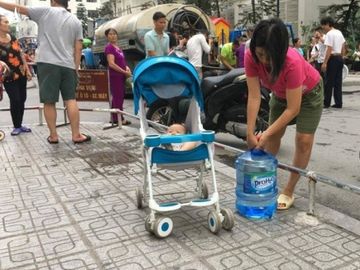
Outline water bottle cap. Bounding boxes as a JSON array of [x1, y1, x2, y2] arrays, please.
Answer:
[[251, 149, 266, 156]]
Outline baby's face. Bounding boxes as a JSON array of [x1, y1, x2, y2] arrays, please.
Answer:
[[167, 124, 185, 135]]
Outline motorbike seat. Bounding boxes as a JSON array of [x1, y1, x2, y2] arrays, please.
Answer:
[[201, 68, 245, 98]]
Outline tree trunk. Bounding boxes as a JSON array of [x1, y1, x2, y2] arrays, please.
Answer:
[[215, 0, 220, 17], [343, 0, 357, 35], [251, 0, 256, 23]]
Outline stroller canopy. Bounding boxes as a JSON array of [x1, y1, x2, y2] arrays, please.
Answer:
[[133, 56, 203, 114]]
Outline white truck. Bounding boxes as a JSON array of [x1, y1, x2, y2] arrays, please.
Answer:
[[82, 4, 215, 70]]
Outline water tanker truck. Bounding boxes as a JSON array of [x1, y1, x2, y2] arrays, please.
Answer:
[[83, 4, 215, 70]]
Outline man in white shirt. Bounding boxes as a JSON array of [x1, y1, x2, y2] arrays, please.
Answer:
[[186, 30, 212, 78], [321, 16, 345, 109]]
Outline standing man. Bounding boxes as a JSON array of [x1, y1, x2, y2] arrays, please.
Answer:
[[186, 30, 212, 78], [0, 0, 91, 144], [144, 12, 169, 58], [320, 16, 345, 109], [311, 27, 326, 79]]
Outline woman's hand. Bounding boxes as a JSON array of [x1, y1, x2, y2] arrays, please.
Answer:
[[247, 133, 258, 149], [26, 69, 32, 81], [125, 66, 132, 78], [256, 131, 269, 149]]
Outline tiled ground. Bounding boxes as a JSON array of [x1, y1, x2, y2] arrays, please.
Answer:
[[0, 124, 360, 270]]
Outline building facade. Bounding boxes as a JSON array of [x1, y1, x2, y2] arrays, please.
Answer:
[[230, 0, 349, 39]]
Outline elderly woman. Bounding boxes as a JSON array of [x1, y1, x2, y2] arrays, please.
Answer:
[[104, 28, 132, 125], [0, 15, 32, 136]]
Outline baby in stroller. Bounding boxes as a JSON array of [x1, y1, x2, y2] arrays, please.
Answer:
[[166, 123, 197, 151]]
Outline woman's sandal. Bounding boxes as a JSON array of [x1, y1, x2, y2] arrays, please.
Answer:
[[47, 136, 59, 144], [277, 194, 295, 210], [73, 134, 91, 144], [122, 120, 131, 126]]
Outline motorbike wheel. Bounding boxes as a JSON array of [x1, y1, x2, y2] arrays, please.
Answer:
[[146, 100, 176, 131]]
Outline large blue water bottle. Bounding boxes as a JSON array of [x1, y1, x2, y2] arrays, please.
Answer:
[[235, 149, 278, 219]]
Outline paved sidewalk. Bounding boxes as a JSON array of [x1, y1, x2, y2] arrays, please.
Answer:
[[1, 123, 360, 270]]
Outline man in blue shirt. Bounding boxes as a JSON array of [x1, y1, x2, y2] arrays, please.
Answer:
[[144, 12, 169, 57]]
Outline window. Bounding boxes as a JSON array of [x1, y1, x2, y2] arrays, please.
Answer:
[[86, 0, 97, 2]]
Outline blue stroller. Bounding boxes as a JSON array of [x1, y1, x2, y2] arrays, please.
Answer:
[[133, 56, 234, 238]]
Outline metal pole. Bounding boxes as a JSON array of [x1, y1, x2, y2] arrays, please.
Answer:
[[276, 0, 280, 17], [38, 107, 43, 126], [307, 171, 317, 216]]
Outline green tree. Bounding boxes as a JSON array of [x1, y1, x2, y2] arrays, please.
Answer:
[[98, 0, 114, 19], [76, 3, 88, 36], [238, 0, 277, 26], [184, 0, 230, 16], [185, 0, 212, 15]]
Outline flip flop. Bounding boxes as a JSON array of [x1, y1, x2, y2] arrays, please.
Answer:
[[121, 120, 131, 126], [277, 194, 295, 210], [73, 134, 91, 144], [47, 136, 59, 144]]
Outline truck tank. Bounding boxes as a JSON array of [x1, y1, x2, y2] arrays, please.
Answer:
[[92, 4, 215, 69]]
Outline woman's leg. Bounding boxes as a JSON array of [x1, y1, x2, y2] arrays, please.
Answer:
[[265, 126, 287, 156], [282, 132, 315, 197], [18, 77, 27, 126], [118, 79, 126, 121], [4, 81, 22, 128], [109, 77, 122, 122]]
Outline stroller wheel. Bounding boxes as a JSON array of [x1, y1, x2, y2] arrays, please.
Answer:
[[135, 187, 144, 209], [0, 130, 5, 141], [208, 210, 222, 234], [153, 216, 173, 238], [201, 182, 209, 199], [220, 208, 235, 231], [145, 215, 153, 233]]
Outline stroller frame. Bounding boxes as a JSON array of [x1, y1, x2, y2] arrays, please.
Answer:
[[133, 56, 234, 238]]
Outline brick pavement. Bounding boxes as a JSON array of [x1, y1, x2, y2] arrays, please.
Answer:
[[0, 123, 360, 270]]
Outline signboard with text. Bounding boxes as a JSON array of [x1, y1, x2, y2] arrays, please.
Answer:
[[76, 70, 109, 102]]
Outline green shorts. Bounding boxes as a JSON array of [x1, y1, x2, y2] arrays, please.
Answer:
[[269, 79, 323, 134], [37, 63, 78, 103]]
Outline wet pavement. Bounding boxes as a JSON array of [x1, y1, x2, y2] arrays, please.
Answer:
[[1, 123, 360, 270]]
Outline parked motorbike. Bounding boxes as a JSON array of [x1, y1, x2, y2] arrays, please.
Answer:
[[146, 68, 270, 140]]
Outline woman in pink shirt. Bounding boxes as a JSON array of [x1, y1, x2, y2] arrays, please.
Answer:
[[245, 18, 323, 210]]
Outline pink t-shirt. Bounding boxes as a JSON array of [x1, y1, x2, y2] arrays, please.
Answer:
[[245, 47, 320, 99]]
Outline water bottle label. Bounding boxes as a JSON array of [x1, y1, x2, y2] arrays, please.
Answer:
[[243, 171, 276, 194]]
